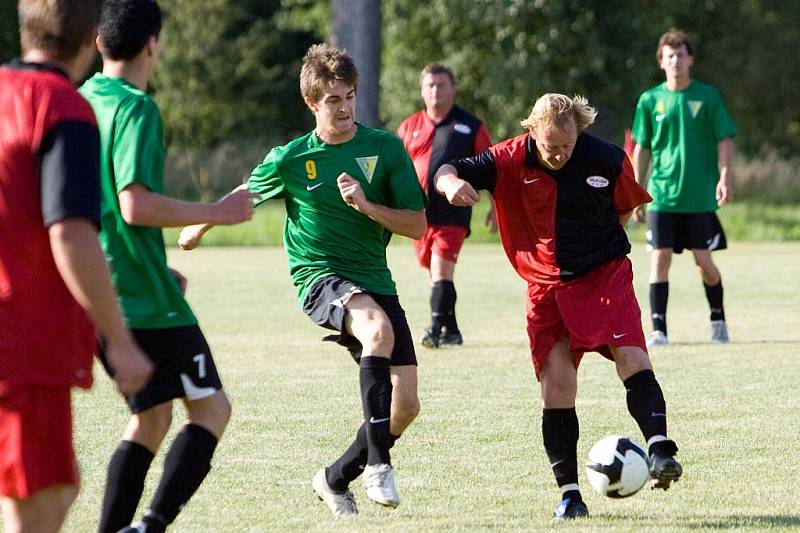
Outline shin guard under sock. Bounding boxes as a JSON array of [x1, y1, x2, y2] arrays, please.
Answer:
[[359, 356, 393, 465]]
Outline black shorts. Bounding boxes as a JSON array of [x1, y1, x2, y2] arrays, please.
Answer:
[[647, 211, 728, 254], [303, 276, 418, 366], [97, 325, 223, 413]]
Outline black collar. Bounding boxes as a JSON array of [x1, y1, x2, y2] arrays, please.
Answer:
[[5, 59, 70, 81]]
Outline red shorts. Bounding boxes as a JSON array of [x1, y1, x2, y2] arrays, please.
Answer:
[[0, 383, 77, 499], [413, 225, 468, 268], [525, 257, 647, 379]]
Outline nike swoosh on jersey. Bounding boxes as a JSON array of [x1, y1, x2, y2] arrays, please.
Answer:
[[180, 373, 217, 400], [523, 177, 542, 185], [306, 182, 324, 191], [612, 333, 627, 339]]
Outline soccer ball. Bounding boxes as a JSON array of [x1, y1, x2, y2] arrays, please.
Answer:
[[585, 436, 650, 498]]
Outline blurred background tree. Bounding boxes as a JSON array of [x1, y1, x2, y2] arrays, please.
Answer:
[[1, 0, 797, 203]]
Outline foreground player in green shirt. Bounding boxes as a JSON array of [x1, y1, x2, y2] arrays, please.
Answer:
[[632, 28, 736, 347], [180, 43, 426, 518], [80, 1, 258, 531]]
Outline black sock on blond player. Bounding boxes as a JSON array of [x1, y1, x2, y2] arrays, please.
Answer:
[[624, 369, 668, 443], [542, 408, 581, 498]]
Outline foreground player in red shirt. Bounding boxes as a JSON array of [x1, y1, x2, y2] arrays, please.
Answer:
[[434, 93, 682, 519], [397, 64, 493, 348], [0, 1, 152, 531]]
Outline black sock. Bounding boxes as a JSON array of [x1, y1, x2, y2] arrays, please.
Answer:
[[542, 408, 580, 491], [359, 356, 393, 465], [326, 423, 398, 492], [650, 282, 669, 335], [429, 281, 446, 335], [97, 440, 154, 533], [438, 280, 459, 333], [147, 424, 218, 525], [704, 280, 725, 321], [624, 369, 667, 443]]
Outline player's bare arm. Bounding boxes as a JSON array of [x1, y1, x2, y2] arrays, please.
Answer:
[[120, 183, 259, 228], [433, 164, 480, 206], [336, 172, 426, 239], [177, 183, 256, 250], [48, 219, 153, 394], [631, 144, 652, 223], [716, 138, 735, 206]]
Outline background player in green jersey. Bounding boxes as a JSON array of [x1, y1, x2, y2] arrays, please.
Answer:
[[632, 28, 737, 347], [80, 1, 258, 531], [179, 43, 426, 518]]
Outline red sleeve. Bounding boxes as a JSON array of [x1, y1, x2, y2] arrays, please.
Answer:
[[473, 122, 492, 154], [614, 154, 651, 212]]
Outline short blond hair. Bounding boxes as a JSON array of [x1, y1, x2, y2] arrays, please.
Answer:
[[300, 43, 358, 104], [19, 0, 102, 61], [520, 93, 597, 132]]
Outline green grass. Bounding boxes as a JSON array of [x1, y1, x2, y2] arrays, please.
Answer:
[[57, 242, 800, 531], [163, 199, 800, 248]]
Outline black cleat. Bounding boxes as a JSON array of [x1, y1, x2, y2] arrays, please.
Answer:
[[649, 440, 682, 490], [553, 497, 589, 520], [421, 329, 440, 348], [439, 331, 463, 346]]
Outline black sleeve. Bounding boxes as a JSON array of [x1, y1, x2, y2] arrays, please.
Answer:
[[40, 121, 101, 229], [448, 147, 498, 193]]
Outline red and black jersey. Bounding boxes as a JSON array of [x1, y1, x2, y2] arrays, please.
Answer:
[[0, 60, 101, 388], [450, 132, 651, 285], [398, 105, 491, 230]]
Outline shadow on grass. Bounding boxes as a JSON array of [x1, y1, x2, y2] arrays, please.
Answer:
[[656, 339, 800, 347], [680, 514, 800, 529]]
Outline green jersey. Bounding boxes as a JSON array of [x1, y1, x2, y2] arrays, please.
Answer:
[[80, 74, 196, 329], [247, 124, 425, 305], [632, 81, 736, 212]]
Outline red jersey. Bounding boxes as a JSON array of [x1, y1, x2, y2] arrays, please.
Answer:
[[0, 61, 101, 389], [451, 132, 651, 285], [398, 105, 491, 230]]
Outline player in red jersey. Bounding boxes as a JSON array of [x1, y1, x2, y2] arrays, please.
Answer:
[[0, 1, 152, 532], [434, 93, 682, 519], [398, 63, 493, 348]]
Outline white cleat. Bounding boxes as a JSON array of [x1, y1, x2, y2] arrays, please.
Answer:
[[646, 330, 669, 347], [313, 468, 358, 518], [710, 320, 729, 343], [363, 463, 400, 508]]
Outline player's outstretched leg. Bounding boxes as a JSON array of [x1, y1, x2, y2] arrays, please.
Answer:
[[622, 367, 682, 490]]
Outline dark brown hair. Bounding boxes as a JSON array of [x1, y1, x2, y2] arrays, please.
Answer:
[[656, 28, 694, 63], [300, 43, 358, 103]]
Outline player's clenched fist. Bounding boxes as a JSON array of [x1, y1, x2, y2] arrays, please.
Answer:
[[337, 172, 368, 211], [214, 188, 261, 224]]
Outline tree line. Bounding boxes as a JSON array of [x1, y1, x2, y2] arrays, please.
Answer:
[[2, 0, 797, 178]]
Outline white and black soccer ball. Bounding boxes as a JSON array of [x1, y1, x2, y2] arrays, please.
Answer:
[[585, 436, 650, 498]]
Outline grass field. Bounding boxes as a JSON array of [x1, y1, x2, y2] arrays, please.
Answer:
[[60, 241, 799, 532]]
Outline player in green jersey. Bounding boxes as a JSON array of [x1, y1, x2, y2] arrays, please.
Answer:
[[179, 43, 426, 518], [80, 2, 258, 532], [632, 28, 737, 347]]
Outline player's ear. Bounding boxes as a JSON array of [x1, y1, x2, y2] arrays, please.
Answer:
[[304, 96, 318, 113]]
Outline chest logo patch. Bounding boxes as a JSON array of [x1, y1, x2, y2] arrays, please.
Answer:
[[356, 156, 379, 183], [454, 123, 472, 135], [586, 175, 609, 188], [688, 100, 703, 118]]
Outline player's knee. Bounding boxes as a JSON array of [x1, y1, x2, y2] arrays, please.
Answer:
[[360, 317, 395, 355]]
